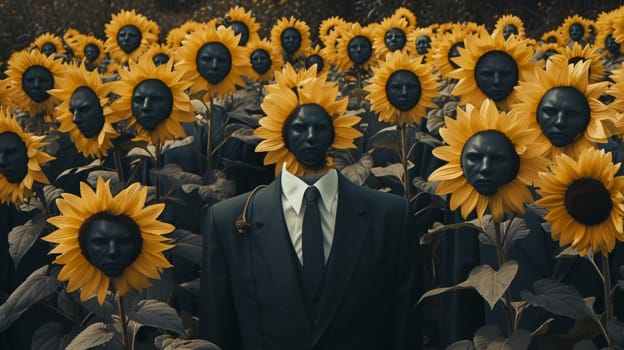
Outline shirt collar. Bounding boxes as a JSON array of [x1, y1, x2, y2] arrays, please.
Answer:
[[281, 164, 338, 215]]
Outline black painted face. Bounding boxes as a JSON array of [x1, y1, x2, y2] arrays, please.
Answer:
[[348, 36, 372, 65], [41, 43, 57, 56], [537, 87, 590, 147], [474, 51, 519, 102], [305, 54, 324, 72], [80, 215, 142, 277], [385, 70, 421, 111], [281, 28, 302, 54], [229, 21, 250, 46], [502, 24, 518, 40], [131, 79, 174, 131], [196, 42, 232, 84], [22, 65, 54, 102], [117, 25, 141, 53], [606, 34, 621, 55], [448, 42, 464, 69], [416, 35, 431, 55], [250, 49, 272, 74], [69, 86, 105, 138], [569, 23, 584, 42], [152, 53, 169, 66], [0, 132, 28, 184], [84, 44, 100, 63], [384, 28, 407, 52], [284, 104, 334, 170], [461, 130, 520, 196]]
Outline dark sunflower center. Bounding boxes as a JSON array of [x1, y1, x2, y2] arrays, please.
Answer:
[[564, 178, 612, 226]]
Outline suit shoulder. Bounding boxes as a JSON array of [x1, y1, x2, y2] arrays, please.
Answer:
[[203, 192, 249, 220], [342, 177, 407, 209]]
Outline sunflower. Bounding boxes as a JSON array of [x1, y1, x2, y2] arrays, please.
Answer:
[[448, 30, 538, 109], [271, 62, 322, 91], [109, 56, 195, 145], [334, 22, 377, 72], [429, 25, 471, 79], [47, 63, 120, 158], [63, 28, 84, 53], [535, 148, 624, 256], [245, 38, 283, 83], [142, 43, 177, 66], [372, 15, 410, 59], [176, 22, 249, 100], [31, 32, 66, 56], [391, 7, 417, 32], [320, 28, 343, 67], [224, 6, 261, 46], [548, 42, 605, 83], [270, 16, 312, 58], [304, 45, 330, 76], [44, 177, 174, 305], [365, 51, 440, 125], [407, 27, 434, 59], [494, 14, 526, 39], [513, 60, 612, 159], [428, 99, 549, 222], [319, 16, 348, 48], [75, 35, 106, 67], [254, 74, 362, 176], [558, 14, 592, 44], [0, 108, 54, 205], [4, 49, 63, 115], [541, 30, 564, 45], [166, 20, 201, 48], [103, 9, 159, 65]]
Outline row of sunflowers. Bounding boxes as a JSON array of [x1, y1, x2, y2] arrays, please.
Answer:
[[1, 3, 624, 349]]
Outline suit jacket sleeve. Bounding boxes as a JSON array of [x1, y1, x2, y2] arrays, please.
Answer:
[[199, 204, 242, 350]]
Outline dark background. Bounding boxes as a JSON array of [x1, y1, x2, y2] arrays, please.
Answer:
[[1, 0, 622, 64]]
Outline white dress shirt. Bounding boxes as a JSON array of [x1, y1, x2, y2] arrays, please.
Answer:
[[280, 165, 338, 265]]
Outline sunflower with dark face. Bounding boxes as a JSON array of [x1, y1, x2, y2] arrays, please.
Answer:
[[75, 35, 106, 67], [334, 22, 377, 72], [224, 6, 261, 47], [176, 22, 249, 100], [407, 27, 434, 59], [535, 148, 624, 256], [428, 99, 549, 222], [548, 42, 605, 83], [166, 20, 201, 48], [559, 14, 592, 44], [254, 72, 362, 176], [391, 7, 417, 32], [372, 15, 411, 59], [271, 63, 321, 91], [5, 49, 63, 115], [429, 25, 471, 80], [0, 109, 54, 205], [319, 16, 348, 48], [270, 16, 312, 58], [48, 63, 120, 158], [365, 51, 439, 125], [104, 9, 159, 65], [44, 177, 174, 305], [494, 14, 526, 39], [448, 30, 537, 109], [245, 39, 283, 83], [142, 43, 177, 67], [109, 56, 195, 145], [32, 33, 66, 57], [513, 60, 611, 159]]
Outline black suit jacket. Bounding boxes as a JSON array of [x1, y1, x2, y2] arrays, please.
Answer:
[[199, 173, 420, 350]]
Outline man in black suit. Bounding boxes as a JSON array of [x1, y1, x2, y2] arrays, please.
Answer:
[[199, 75, 420, 349]]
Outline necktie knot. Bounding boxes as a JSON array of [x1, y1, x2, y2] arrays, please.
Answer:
[[304, 186, 320, 203]]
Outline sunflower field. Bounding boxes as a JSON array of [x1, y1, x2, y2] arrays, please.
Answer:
[[1, 1, 624, 350]]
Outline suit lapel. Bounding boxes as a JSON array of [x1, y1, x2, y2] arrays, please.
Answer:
[[251, 177, 312, 334], [312, 174, 369, 343]]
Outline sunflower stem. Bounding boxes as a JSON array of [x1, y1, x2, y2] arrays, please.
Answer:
[[155, 141, 161, 203], [399, 123, 411, 200], [206, 98, 213, 174], [34, 182, 51, 220], [601, 254, 614, 348], [113, 149, 125, 184], [356, 67, 362, 107], [494, 221, 515, 335], [117, 293, 129, 349]]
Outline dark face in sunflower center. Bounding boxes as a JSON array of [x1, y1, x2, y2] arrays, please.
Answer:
[[251, 49, 272, 74], [606, 34, 621, 55], [41, 43, 57, 56], [0, 132, 28, 184], [228, 21, 250, 46], [84, 44, 101, 63], [569, 23, 584, 42], [69, 86, 105, 139], [79, 213, 143, 277], [448, 42, 464, 69], [384, 28, 407, 52], [474, 50, 519, 102], [502, 24, 518, 40], [348, 36, 373, 65], [22, 65, 54, 103], [305, 54, 324, 72], [283, 103, 334, 170], [385, 70, 421, 112], [132, 79, 174, 131], [565, 178, 612, 226], [196, 42, 232, 84], [537, 87, 590, 147], [545, 35, 558, 44], [151, 53, 169, 66], [461, 130, 520, 196], [416, 35, 431, 55], [117, 25, 142, 53], [281, 28, 302, 54]]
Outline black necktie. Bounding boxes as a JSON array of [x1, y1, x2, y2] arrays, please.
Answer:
[[302, 186, 324, 302]]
